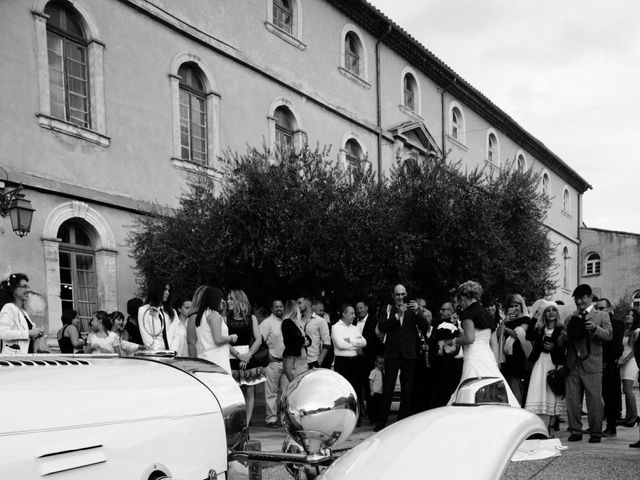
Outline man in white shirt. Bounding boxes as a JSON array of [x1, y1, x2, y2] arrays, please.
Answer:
[[331, 304, 367, 398], [305, 299, 332, 368], [259, 299, 287, 427]]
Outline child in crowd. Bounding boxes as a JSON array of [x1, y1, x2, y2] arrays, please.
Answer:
[[368, 355, 384, 425]]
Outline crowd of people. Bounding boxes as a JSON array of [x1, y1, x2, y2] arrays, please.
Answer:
[[1, 272, 639, 448]]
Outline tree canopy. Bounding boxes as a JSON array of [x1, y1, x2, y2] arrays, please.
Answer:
[[129, 146, 555, 312]]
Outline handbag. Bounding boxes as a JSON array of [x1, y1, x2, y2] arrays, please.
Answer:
[[251, 339, 270, 368], [546, 366, 569, 397]]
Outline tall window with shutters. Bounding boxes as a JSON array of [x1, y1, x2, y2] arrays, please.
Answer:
[[178, 63, 208, 165], [58, 220, 97, 332], [45, 2, 90, 128]]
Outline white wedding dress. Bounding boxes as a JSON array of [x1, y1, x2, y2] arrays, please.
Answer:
[[449, 328, 520, 407]]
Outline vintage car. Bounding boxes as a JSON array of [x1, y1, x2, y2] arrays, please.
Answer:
[[0, 353, 547, 480]]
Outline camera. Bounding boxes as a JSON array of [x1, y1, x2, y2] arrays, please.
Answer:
[[566, 315, 587, 340]]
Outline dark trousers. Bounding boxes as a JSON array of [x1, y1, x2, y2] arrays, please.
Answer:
[[411, 355, 433, 413], [368, 392, 382, 424], [602, 361, 622, 429], [378, 357, 416, 427], [334, 356, 360, 399]]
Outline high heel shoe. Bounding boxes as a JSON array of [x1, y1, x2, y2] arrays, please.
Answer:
[[629, 440, 640, 448], [622, 416, 640, 427], [551, 416, 560, 432]]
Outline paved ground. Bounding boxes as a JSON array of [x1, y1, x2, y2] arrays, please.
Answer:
[[249, 384, 640, 479]]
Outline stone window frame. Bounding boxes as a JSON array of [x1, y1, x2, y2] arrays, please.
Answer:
[[400, 66, 422, 118], [338, 24, 370, 89], [264, 0, 306, 50], [516, 150, 528, 172], [267, 97, 306, 153], [42, 200, 117, 345], [485, 128, 500, 168], [562, 186, 572, 217], [32, 0, 109, 147], [339, 131, 369, 170], [447, 101, 467, 148], [584, 252, 601, 276], [169, 52, 221, 177]]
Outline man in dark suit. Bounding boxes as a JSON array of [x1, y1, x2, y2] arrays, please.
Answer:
[[596, 298, 625, 437], [559, 284, 612, 443], [374, 284, 429, 431]]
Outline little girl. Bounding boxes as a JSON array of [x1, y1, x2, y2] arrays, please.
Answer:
[[87, 311, 119, 354]]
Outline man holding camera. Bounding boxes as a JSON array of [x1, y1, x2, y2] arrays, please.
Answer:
[[374, 284, 429, 431], [559, 284, 612, 443]]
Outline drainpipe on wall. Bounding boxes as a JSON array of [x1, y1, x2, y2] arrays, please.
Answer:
[[375, 25, 393, 184], [577, 192, 582, 287]]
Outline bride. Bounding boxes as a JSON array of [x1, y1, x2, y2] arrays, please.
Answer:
[[447, 280, 520, 407]]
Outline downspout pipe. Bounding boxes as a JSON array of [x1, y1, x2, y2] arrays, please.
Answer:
[[375, 25, 392, 184]]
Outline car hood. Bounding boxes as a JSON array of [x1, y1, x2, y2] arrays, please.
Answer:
[[320, 405, 547, 480]]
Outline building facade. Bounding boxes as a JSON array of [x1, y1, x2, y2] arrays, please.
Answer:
[[579, 227, 640, 306], [0, 0, 590, 345]]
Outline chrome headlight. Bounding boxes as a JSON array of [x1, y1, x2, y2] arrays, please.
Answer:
[[281, 368, 358, 456]]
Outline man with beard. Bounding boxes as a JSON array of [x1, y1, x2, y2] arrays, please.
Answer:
[[259, 299, 287, 427]]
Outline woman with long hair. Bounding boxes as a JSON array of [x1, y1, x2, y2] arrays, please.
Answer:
[[282, 299, 311, 381], [524, 300, 566, 435], [226, 289, 266, 425], [500, 293, 533, 406], [188, 285, 237, 374], [56, 309, 84, 353], [138, 277, 176, 350], [619, 309, 640, 427], [447, 281, 519, 407], [0, 273, 44, 354], [86, 310, 118, 354]]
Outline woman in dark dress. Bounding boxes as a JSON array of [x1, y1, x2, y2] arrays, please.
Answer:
[[500, 293, 533, 406], [56, 309, 85, 353], [226, 289, 265, 426], [282, 299, 311, 381]]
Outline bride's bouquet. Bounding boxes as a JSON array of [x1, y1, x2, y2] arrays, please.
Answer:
[[434, 321, 460, 356]]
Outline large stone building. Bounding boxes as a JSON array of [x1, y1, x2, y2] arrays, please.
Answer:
[[0, 0, 590, 346], [579, 227, 640, 306]]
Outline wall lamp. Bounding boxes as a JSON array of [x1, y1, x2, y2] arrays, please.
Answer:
[[0, 167, 35, 238]]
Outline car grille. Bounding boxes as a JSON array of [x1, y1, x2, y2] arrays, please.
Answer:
[[0, 359, 91, 367]]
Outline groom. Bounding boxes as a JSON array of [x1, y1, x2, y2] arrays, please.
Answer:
[[374, 284, 429, 431]]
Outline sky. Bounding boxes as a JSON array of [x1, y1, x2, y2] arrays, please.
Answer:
[[368, 0, 640, 233]]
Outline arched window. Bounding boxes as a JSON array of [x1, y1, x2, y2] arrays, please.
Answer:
[[451, 107, 462, 140], [487, 132, 498, 164], [345, 138, 364, 165], [403, 73, 417, 111], [542, 173, 550, 196], [344, 32, 361, 77], [274, 106, 295, 149], [517, 154, 526, 172], [58, 219, 97, 332], [562, 246, 570, 290], [178, 63, 208, 165], [584, 252, 601, 276], [45, 1, 90, 127], [562, 188, 571, 214], [633, 291, 640, 309], [272, 0, 292, 34]]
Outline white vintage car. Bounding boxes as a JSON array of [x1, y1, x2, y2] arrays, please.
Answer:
[[0, 354, 547, 480]]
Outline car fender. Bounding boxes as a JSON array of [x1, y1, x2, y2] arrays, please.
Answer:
[[320, 405, 547, 480]]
